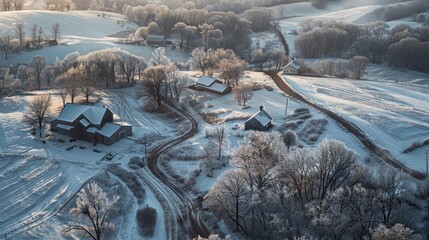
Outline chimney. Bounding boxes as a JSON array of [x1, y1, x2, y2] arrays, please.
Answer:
[[260, 105, 264, 111]]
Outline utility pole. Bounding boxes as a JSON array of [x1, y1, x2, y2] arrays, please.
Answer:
[[144, 134, 148, 160], [284, 97, 289, 117], [425, 149, 429, 177]]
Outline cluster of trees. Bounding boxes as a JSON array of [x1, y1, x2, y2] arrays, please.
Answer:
[[382, 0, 429, 21], [1, 48, 144, 100], [0, 22, 61, 60], [312, 55, 369, 79], [127, 2, 264, 52], [205, 131, 428, 239], [135, 47, 188, 110], [295, 18, 429, 73], [0, 0, 24, 11]]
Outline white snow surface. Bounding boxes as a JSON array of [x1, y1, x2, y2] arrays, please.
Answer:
[[284, 74, 429, 172]]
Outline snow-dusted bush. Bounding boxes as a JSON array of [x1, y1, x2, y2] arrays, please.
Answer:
[[129, 156, 145, 169], [403, 138, 429, 153], [298, 118, 327, 144], [107, 165, 145, 204], [136, 206, 157, 236]]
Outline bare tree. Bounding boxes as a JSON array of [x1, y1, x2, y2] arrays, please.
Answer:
[[63, 182, 120, 240], [54, 76, 68, 107], [51, 23, 60, 41], [201, 144, 215, 177], [135, 65, 166, 109], [12, 0, 23, 10], [232, 85, 252, 106], [27, 94, 52, 138], [0, 35, 12, 60], [199, 23, 214, 52], [251, 48, 270, 71], [349, 56, 369, 80], [31, 24, 38, 43], [170, 73, 188, 103], [0, 66, 13, 97], [15, 22, 25, 46], [79, 63, 99, 104], [31, 56, 47, 90], [64, 67, 81, 103], [209, 123, 228, 160], [116, 52, 141, 83], [37, 26, 44, 48], [205, 169, 251, 233]]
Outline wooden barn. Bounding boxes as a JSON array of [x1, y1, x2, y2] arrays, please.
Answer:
[[195, 76, 230, 95], [146, 34, 166, 47], [244, 106, 274, 131], [51, 103, 132, 145], [282, 59, 302, 75]]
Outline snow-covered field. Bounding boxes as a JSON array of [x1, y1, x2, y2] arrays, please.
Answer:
[[284, 74, 429, 172], [0, 10, 189, 65], [0, 88, 182, 239]]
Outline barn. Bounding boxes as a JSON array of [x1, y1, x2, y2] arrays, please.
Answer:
[[244, 106, 274, 131], [195, 76, 230, 95], [282, 59, 302, 75], [146, 34, 166, 47], [51, 103, 132, 145]]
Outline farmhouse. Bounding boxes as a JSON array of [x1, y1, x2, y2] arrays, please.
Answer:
[[283, 59, 302, 75], [146, 34, 166, 47], [51, 103, 132, 145], [195, 76, 230, 95], [244, 106, 274, 131]]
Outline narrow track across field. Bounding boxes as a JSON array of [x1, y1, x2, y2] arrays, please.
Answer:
[[146, 101, 209, 238]]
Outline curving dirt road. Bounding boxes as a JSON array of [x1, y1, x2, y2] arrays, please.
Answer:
[[146, 101, 209, 239], [265, 71, 426, 180]]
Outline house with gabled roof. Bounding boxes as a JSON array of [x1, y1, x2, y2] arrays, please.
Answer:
[[195, 76, 230, 95], [51, 103, 132, 145], [244, 106, 274, 131], [282, 59, 302, 75]]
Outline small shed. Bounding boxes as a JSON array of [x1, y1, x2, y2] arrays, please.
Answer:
[[283, 59, 302, 75], [244, 106, 274, 131], [146, 34, 166, 47]]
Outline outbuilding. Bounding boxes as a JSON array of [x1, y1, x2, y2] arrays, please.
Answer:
[[244, 106, 274, 131]]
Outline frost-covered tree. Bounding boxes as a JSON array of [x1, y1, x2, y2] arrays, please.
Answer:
[[149, 47, 171, 67], [193, 234, 232, 240], [63, 182, 120, 240], [189, 47, 209, 76], [116, 51, 142, 83], [349, 56, 369, 80], [218, 57, 247, 86], [371, 223, 413, 240], [232, 85, 252, 106], [173, 22, 187, 49], [232, 131, 285, 191], [26, 94, 52, 138], [41, 65, 55, 89]]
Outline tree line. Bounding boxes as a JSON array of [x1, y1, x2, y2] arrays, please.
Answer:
[[204, 131, 429, 239], [295, 18, 429, 73]]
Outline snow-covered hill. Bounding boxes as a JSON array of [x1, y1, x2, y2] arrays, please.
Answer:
[[0, 10, 189, 65]]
